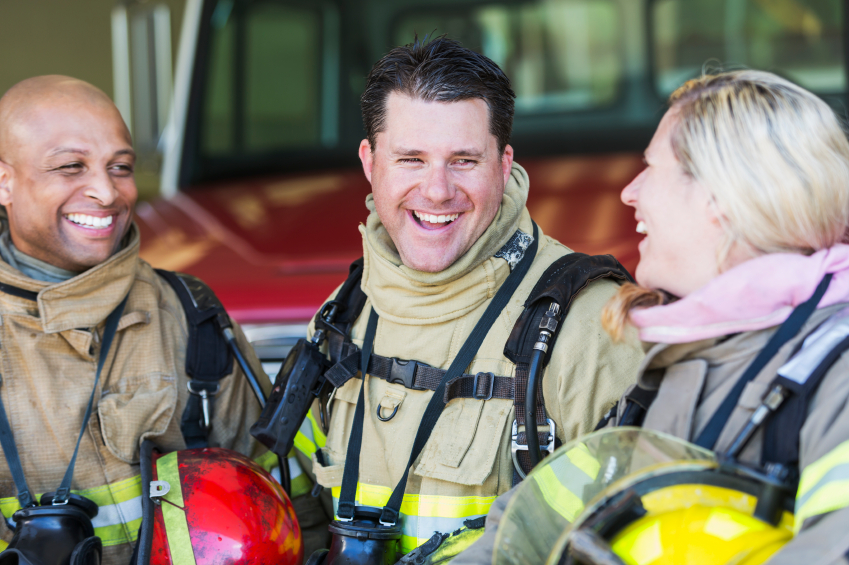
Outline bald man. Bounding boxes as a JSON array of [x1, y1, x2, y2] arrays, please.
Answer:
[[0, 76, 270, 563]]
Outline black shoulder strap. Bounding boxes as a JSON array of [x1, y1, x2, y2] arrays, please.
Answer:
[[504, 253, 634, 481], [763, 308, 849, 472], [316, 258, 367, 364], [155, 269, 233, 448]]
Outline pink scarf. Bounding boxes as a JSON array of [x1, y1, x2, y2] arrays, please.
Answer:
[[631, 245, 849, 344]]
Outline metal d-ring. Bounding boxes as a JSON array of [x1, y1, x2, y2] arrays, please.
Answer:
[[376, 404, 399, 422]]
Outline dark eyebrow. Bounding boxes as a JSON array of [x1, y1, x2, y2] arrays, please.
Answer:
[[114, 148, 136, 159], [392, 148, 423, 157], [451, 149, 484, 158]]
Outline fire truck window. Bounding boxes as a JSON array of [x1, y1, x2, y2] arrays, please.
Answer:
[[652, 0, 845, 96], [201, 1, 323, 156], [393, 0, 622, 114]]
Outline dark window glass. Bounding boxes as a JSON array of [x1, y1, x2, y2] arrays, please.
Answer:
[[200, 1, 326, 157], [393, 0, 623, 113], [652, 0, 844, 95]]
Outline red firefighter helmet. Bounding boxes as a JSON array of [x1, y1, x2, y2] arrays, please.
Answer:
[[147, 446, 302, 565]]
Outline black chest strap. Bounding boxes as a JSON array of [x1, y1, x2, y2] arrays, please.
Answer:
[[337, 224, 540, 526]]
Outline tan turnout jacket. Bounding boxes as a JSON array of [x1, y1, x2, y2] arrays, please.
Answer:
[[457, 303, 849, 564], [306, 164, 644, 555], [0, 222, 266, 564]]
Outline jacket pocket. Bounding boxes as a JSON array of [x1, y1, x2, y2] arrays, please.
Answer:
[[312, 448, 345, 489], [413, 398, 513, 486], [98, 372, 177, 464]]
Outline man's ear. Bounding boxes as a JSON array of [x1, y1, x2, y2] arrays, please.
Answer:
[[501, 144, 514, 186], [358, 139, 374, 184], [0, 160, 14, 207]]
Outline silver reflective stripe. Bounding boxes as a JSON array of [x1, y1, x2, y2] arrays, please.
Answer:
[[331, 499, 484, 539], [271, 455, 304, 483], [796, 462, 849, 511], [300, 418, 315, 442], [91, 495, 143, 529], [409, 514, 485, 539], [779, 307, 849, 385]]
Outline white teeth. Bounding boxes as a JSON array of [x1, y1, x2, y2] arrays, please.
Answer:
[[65, 214, 114, 229], [413, 211, 460, 224], [636, 220, 647, 235]]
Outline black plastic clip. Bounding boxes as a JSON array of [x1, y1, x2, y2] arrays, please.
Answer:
[[473, 372, 495, 401], [388, 358, 427, 390]]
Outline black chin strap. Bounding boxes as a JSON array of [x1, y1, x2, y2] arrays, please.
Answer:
[[337, 224, 539, 526], [0, 295, 128, 509]]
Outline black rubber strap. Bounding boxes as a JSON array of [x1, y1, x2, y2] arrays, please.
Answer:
[[380, 224, 539, 525], [337, 224, 539, 524], [336, 308, 379, 520], [54, 295, 128, 504], [694, 273, 832, 450], [0, 295, 127, 508], [0, 377, 34, 508]]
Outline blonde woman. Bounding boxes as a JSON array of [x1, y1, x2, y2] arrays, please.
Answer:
[[453, 71, 849, 564]]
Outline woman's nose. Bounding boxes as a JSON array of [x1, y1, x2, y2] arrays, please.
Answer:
[[621, 169, 644, 207]]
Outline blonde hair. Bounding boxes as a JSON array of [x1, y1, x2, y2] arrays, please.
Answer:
[[603, 70, 849, 341]]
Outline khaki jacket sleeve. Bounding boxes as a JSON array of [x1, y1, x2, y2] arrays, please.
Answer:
[[768, 353, 849, 564], [206, 320, 269, 458], [542, 279, 644, 443]]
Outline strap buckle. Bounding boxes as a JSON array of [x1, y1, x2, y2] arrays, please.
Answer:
[[511, 419, 556, 454], [388, 358, 427, 390], [187, 382, 221, 433], [473, 372, 495, 401]]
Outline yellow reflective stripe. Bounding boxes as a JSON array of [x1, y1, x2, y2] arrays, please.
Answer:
[[533, 465, 584, 522], [331, 484, 496, 554], [795, 439, 849, 532], [293, 433, 317, 458], [0, 539, 6, 551], [254, 449, 313, 498], [565, 443, 601, 480], [0, 475, 143, 547], [307, 411, 327, 448], [156, 452, 197, 565]]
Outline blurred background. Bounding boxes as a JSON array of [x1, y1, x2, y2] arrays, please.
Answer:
[[1, 0, 845, 370]]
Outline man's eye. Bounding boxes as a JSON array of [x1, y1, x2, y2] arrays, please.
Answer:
[[110, 164, 134, 175], [399, 158, 421, 164], [455, 159, 476, 166], [59, 163, 83, 172]]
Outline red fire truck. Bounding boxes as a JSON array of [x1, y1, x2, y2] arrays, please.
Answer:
[[134, 0, 845, 371]]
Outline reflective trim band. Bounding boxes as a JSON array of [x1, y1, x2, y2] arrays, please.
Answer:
[[256, 450, 313, 498], [156, 452, 197, 565], [795, 439, 849, 532], [0, 474, 143, 547], [307, 411, 327, 448], [293, 410, 328, 458], [534, 445, 600, 522], [331, 483, 495, 554]]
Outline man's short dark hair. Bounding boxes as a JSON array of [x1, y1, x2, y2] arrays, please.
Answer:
[[361, 36, 516, 154]]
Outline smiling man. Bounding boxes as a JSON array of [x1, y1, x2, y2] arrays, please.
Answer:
[[0, 76, 269, 563], [292, 38, 644, 562]]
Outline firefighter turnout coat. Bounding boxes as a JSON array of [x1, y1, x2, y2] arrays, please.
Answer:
[[0, 221, 268, 564], [302, 163, 644, 555]]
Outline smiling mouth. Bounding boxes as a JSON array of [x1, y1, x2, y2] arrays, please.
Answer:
[[412, 210, 460, 229], [64, 213, 115, 230]]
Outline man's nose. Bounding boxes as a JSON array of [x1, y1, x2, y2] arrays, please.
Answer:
[[620, 169, 644, 207], [419, 163, 455, 204], [83, 168, 120, 206]]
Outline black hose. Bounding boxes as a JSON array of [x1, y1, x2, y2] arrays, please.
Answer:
[[223, 327, 267, 409], [222, 329, 292, 495], [525, 347, 546, 468]]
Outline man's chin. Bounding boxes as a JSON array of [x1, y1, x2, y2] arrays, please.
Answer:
[[399, 249, 461, 273]]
